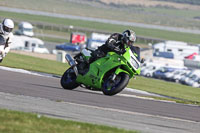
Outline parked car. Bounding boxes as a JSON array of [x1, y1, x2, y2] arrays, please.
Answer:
[[141, 65, 161, 77], [164, 70, 180, 81], [191, 78, 200, 88], [171, 69, 191, 83], [179, 70, 198, 85], [153, 67, 175, 80], [56, 43, 81, 51], [185, 70, 200, 87]]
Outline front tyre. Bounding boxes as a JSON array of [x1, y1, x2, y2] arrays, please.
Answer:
[[102, 73, 129, 96], [60, 67, 79, 90]]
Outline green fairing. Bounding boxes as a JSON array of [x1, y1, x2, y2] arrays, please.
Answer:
[[76, 47, 141, 89], [123, 49, 141, 75]]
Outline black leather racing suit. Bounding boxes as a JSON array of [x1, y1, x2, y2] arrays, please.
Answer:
[[89, 33, 140, 63]]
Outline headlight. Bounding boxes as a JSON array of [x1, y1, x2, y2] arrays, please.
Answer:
[[130, 57, 139, 69]]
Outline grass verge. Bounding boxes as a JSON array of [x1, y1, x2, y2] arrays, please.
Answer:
[[1, 52, 67, 75], [129, 76, 200, 105], [0, 109, 138, 133], [1, 0, 200, 29], [1, 52, 200, 105], [37, 36, 68, 43]]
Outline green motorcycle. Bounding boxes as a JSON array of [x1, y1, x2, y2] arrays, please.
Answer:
[[60, 46, 141, 96]]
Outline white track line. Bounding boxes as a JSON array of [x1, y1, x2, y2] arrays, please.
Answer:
[[0, 66, 55, 78]]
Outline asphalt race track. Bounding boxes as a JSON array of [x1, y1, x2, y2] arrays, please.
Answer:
[[0, 69, 200, 133]]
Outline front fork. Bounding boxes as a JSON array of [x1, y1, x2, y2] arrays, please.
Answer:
[[111, 74, 117, 81], [110, 67, 124, 82], [113, 67, 130, 80]]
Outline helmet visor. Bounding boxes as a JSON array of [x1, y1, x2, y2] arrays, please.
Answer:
[[3, 25, 13, 33], [127, 40, 134, 46], [129, 34, 136, 42]]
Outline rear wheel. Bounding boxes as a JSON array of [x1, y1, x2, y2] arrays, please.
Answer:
[[102, 73, 129, 96], [60, 67, 79, 90]]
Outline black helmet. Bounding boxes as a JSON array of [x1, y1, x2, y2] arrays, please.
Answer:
[[122, 30, 136, 46]]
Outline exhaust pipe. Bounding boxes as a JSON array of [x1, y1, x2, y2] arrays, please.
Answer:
[[65, 54, 78, 76], [65, 54, 76, 66]]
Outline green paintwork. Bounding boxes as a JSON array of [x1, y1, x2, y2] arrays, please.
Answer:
[[76, 47, 141, 89]]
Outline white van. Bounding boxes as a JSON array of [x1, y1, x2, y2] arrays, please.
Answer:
[[153, 40, 200, 59], [11, 35, 49, 54], [15, 22, 34, 37], [87, 33, 110, 50]]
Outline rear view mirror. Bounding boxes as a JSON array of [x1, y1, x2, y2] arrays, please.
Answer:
[[140, 58, 145, 64]]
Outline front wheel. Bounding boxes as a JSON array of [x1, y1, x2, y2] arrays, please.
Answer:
[[102, 73, 129, 96], [60, 67, 79, 90]]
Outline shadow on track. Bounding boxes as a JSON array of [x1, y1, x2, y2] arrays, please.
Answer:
[[72, 89, 104, 96], [29, 83, 62, 90], [29, 83, 104, 96]]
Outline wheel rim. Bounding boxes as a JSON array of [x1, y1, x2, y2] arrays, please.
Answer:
[[63, 69, 76, 84], [104, 75, 121, 91]]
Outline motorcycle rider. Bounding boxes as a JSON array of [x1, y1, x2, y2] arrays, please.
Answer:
[[89, 29, 140, 63], [0, 18, 14, 62]]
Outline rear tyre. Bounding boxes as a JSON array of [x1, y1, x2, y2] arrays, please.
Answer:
[[60, 67, 79, 90], [102, 73, 129, 96]]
